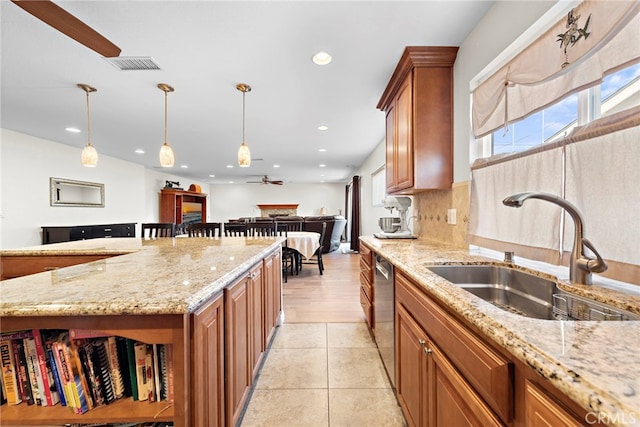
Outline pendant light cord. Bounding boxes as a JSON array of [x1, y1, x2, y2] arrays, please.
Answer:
[[86, 90, 92, 145], [164, 90, 168, 144], [242, 91, 246, 143]]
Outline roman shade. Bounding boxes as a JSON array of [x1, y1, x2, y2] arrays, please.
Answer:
[[472, 0, 640, 138]]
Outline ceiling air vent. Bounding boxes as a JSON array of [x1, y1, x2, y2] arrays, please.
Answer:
[[104, 56, 161, 71]]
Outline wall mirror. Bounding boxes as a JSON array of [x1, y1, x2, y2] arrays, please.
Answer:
[[50, 177, 105, 207]]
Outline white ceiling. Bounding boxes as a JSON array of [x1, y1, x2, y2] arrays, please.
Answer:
[[1, 1, 493, 184]]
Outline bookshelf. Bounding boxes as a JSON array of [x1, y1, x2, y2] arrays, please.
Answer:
[[159, 189, 207, 227]]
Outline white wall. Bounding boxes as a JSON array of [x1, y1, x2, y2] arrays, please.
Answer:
[[0, 129, 208, 249], [208, 182, 345, 223], [452, 1, 555, 182]]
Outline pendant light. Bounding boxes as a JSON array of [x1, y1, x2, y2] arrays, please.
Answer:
[[78, 84, 98, 167], [236, 83, 251, 167], [158, 83, 175, 167]]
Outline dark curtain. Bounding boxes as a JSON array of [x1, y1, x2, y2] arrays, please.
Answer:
[[349, 175, 361, 252]]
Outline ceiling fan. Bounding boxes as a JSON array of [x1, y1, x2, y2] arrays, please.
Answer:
[[247, 176, 284, 185], [11, 0, 121, 57]]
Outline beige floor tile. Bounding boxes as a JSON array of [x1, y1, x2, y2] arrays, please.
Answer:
[[271, 323, 327, 348], [240, 389, 329, 427], [328, 347, 391, 389], [327, 322, 375, 348], [255, 348, 328, 389], [329, 388, 406, 427]]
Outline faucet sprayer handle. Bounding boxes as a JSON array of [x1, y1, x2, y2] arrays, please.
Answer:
[[581, 238, 608, 273]]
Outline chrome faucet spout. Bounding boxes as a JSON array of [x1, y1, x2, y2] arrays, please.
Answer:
[[502, 192, 607, 285]]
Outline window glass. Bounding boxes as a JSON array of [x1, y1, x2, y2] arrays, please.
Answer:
[[491, 93, 578, 155], [371, 166, 386, 207], [600, 62, 640, 117]]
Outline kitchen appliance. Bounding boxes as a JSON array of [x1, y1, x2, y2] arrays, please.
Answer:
[[374, 196, 416, 239], [374, 254, 395, 387]]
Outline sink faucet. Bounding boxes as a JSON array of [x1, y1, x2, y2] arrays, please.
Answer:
[[502, 192, 607, 285]]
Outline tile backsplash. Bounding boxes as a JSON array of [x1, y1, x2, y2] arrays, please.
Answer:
[[413, 181, 469, 248]]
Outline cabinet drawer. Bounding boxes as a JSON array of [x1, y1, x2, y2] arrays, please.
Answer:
[[360, 286, 373, 330], [360, 271, 373, 301], [69, 226, 93, 240], [360, 243, 372, 259], [396, 271, 513, 422], [360, 260, 373, 288]]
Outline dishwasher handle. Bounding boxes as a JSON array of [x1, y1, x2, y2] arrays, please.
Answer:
[[375, 258, 391, 280]]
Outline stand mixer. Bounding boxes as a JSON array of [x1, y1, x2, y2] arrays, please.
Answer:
[[375, 196, 416, 239]]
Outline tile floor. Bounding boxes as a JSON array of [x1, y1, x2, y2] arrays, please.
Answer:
[[239, 322, 407, 427]]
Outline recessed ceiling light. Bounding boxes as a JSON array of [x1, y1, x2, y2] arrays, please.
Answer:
[[226, 165, 234, 168], [312, 51, 332, 65], [319, 164, 326, 168], [319, 148, 327, 152], [209, 174, 216, 178], [228, 181, 234, 184], [273, 164, 280, 168], [65, 127, 81, 133], [317, 125, 328, 131], [180, 165, 188, 169], [135, 149, 145, 154]]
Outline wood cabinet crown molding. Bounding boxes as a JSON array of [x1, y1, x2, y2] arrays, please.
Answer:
[[377, 46, 459, 111]]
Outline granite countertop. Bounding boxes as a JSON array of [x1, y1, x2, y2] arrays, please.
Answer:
[[0, 237, 283, 316], [360, 236, 640, 427]]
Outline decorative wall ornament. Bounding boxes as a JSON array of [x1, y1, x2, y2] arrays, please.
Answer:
[[557, 9, 591, 69]]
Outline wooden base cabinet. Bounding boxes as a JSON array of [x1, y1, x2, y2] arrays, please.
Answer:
[[359, 243, 374, 331], [524, 381, 583, 427], [395, 270, 509, 427], [192, 292, 225, 426]]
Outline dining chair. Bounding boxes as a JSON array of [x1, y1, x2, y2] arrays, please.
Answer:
[[303, 221, 326, 275], [246, 222, 276, 237], [141, 222, 176, 238], [187, 222, 221, 237], [275, 220, 303, 232], [223, 222, 247, 237], [276, 228, 296, 282]]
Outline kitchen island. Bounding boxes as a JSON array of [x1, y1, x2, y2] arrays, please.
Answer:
[[0, 236, 284, 426], [360, 236, 640, 427]]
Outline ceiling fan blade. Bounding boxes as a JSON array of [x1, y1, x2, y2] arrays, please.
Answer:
[[11, 0, 121, 57], [270, 181, 284, 185]]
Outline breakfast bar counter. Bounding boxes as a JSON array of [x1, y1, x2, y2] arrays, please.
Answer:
[[0, 237, 283, 316], [360, 236, 640, 427]]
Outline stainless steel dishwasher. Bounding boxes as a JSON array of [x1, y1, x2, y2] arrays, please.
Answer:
[[374, 254, 395, 387]]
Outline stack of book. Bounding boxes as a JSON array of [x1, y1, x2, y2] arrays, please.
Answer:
[[0, 329, 173, 413]]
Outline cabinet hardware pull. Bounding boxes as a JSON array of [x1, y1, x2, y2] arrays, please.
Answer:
[[418, 339, 426, 346], [424, 347, 432, 354]]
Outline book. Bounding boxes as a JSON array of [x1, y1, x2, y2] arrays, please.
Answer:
[[133, 342, 149, 402], [41, 330, 67, 407], [78, 341, 105, 407], [126, 338, 139, 401], [67, 336, 94, 411], [51, 339, 76, 412], [23, 337, 44, 405], [92, 340, 116, 404], [146, 344, 156, 402], [12, 339, 33, 405], [32, 329, 60, 406], [158, 344, 168, 401], [106, 336, 125, 399], [0, 339, 22, 405], [165, 344, 174, 403], [115, 336, 133, 398], [56, 332, 90, 413]]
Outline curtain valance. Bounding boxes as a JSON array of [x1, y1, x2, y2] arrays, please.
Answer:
[[472, 0, 640, 138]]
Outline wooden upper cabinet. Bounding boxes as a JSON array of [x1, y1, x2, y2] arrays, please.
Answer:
[[378, 46, 458, 194]]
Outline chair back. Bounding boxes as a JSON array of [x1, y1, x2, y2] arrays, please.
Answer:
[[141, 223, 176, 238], [187, 222, 221, 237], [276, 221, 303, 232], [246, 222, 276, 237], [223, 222, 247, 237]]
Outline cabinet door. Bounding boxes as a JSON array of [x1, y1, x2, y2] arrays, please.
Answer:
[[385, 104, 397, 192], [249, 264, 264, 381], [525, 381, 583, 427], [263, 250, 282, 346], [394, 73, 414, 192], [396, 303, 429, 427], [192, 292, 225, 427], [431, 344, 503, 427], [225, 274, 251, 427]]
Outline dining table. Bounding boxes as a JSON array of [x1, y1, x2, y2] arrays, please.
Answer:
[[284, 231, 321, 260]]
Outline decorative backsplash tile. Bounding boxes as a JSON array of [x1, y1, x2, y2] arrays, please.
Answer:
[[413, 181, 470, 248]]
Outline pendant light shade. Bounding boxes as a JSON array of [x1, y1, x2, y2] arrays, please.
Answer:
[[158, 83, 175, 167], [236, 83, 252, 167], [78, 84, 98, 167]]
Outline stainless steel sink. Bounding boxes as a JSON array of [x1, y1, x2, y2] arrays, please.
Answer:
[[426, 265, 639, 321]]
